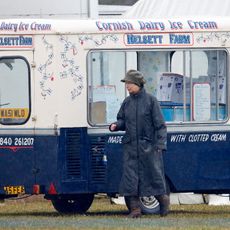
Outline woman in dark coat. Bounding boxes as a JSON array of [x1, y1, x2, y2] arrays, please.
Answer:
[[110, 69, 169, 218]]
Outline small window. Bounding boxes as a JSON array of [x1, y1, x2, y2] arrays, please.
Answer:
[[88, 51, 126, 125], [170, 50, 227, 122], [139, 49, 227, 123], [0, 57, 30, 125]]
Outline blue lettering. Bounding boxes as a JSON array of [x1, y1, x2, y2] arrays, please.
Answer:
[[96, 21, 133, 31], [0, 22, 18, 32], [19, 36, 32, 46], [187, 20, 218, 29], [168, 20, 183, 30], [138, 21, 145, 30], [127, 34, 163, 45], [0, 36, 32, 47], [30, 22, 51, 31], [138, 20, 165, 31], [169, 34, 191, 44]]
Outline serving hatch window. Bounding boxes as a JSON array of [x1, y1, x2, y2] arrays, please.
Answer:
[[0, 57, 30, 125], [169, 50, 227, 122], [88, 51, 126, 125], [88, 49, 227, 125]]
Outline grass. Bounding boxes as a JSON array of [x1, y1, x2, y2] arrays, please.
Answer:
[[0, 195, 229, 229]]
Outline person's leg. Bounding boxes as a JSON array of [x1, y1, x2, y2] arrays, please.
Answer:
[[126, 196, 142, 218], [155, 194, 170, 217]]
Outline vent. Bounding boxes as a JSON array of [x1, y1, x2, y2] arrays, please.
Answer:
[[90, 136, 107, 183], [65, 131, 81, 179]]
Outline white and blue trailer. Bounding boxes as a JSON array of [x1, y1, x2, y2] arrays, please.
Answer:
[[0, 17, 229, 214]]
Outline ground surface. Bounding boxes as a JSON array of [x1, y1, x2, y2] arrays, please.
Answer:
[[0, 195, 229, 229]]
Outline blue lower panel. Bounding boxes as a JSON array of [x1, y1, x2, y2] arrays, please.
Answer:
[[165, 131, 230, 192], [0, 134, 58, 194], [0, 137, 34, 187], [35, 135, 59, 192], [87, 131, 230, 194], [1, 128, 229, 196]]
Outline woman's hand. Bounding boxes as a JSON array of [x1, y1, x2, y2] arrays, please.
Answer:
[[109, 123, 117, 131]]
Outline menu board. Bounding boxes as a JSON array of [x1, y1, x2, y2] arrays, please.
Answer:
[[193, 83, 211, 121]]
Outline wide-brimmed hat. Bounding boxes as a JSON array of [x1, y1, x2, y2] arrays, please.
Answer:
[[121, 70, 146, 87]]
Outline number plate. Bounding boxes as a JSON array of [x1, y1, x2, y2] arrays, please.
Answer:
[[4, 185, 25, 195]]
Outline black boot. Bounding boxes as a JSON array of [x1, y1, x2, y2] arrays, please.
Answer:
[[156, 194, 170, 217], [126, 196, 142, 218]]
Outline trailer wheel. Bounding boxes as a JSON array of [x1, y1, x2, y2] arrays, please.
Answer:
[[124, 180, 170, 214], [51, 194, 94, 214], [124, 196, 160, 214], [139, 196, 160, 214]]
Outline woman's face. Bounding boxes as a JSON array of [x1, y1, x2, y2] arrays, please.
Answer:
[[125, 82, 140, 94]]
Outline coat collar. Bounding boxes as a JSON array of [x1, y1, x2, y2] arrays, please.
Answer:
[[130, 87, 145, 98]]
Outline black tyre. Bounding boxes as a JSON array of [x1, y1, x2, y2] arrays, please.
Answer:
[[139, 196, 160, 214], [51, 194, 94, 214]]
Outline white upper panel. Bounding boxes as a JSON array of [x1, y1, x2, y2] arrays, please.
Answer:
[[0, 17, 230, 35]]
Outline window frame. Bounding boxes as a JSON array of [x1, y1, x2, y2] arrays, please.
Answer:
[[87, 48, 229, 127], [168, 48, 228, 124], [0, 56, 31, 125], [87, 50, 127, 127]]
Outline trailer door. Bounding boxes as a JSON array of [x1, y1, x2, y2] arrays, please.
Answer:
[[0, 50, 35, 196]]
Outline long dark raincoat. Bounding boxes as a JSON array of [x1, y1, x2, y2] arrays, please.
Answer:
[[113, 88, 167, 197]]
